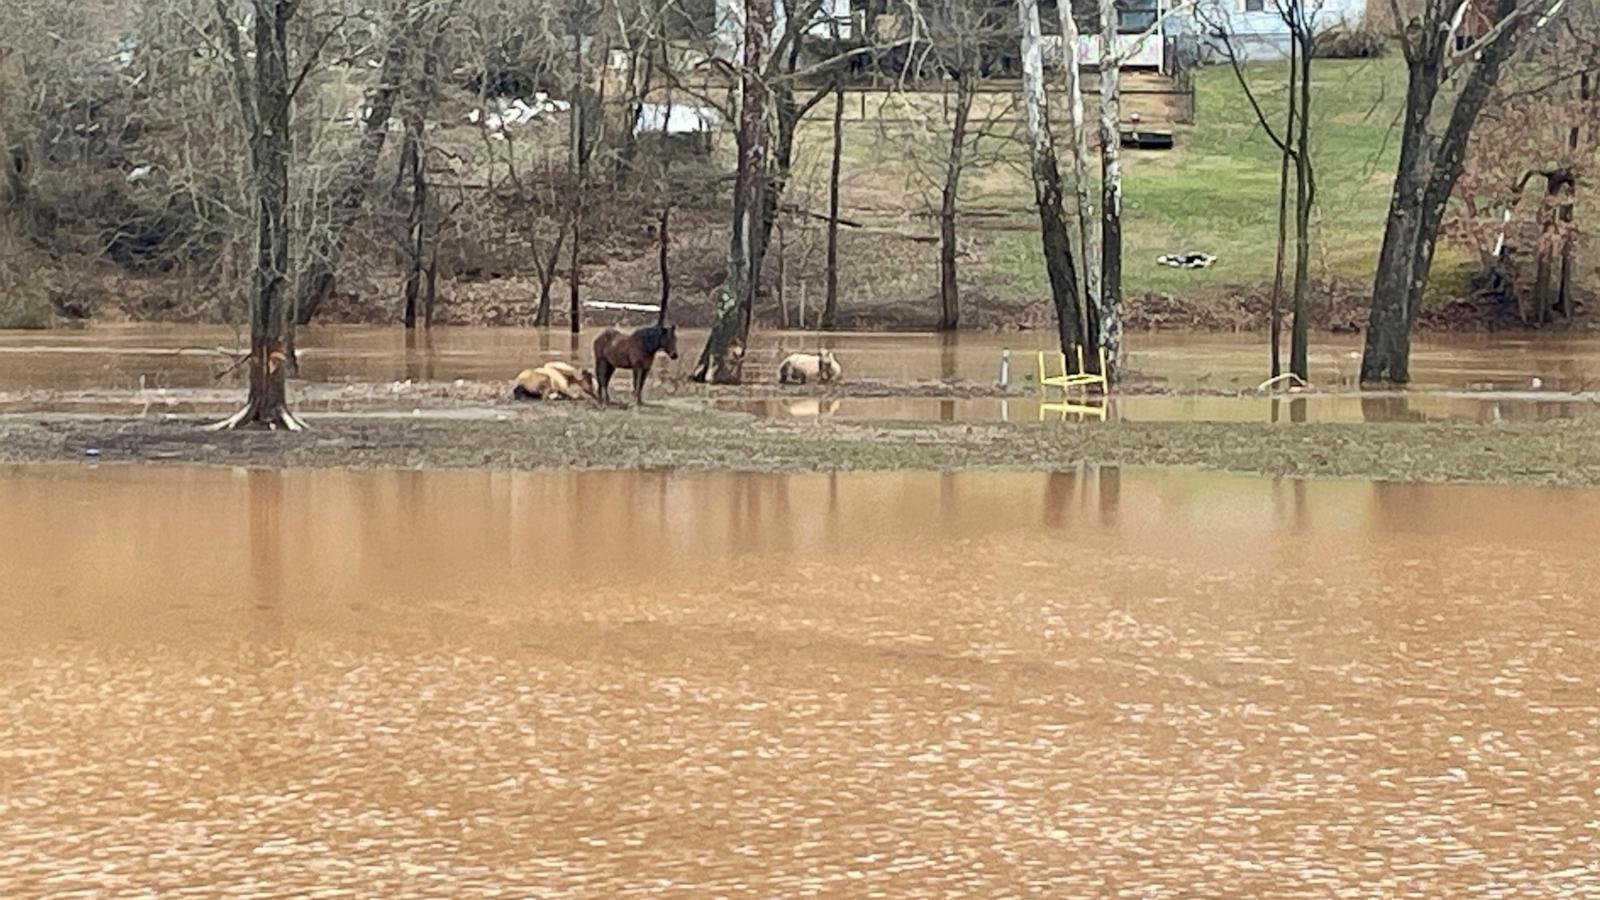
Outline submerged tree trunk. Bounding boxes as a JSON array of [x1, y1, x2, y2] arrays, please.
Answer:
[[1361, 0, 1530, 383], [1093, 0, 1121, 375], [1018, 0, 1085, 355], [1269, 36, 1296, 380], [214, 0, 304, 431], [566, 24, 588, 336], [694, 0, 771, 383], [938, 70, 973, 332], [401, 119, 425, 330], [823, 79, 845, 330], [1289, 19, 1313, 380]]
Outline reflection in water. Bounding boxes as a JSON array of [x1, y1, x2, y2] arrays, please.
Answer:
[[2, 465, 1599, 895]]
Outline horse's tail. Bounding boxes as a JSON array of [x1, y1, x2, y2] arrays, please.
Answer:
[[512, 384, 537, 400]]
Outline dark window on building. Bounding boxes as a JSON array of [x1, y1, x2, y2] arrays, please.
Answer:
[[1117, 0, 1159, 33], [1243, 0, 1267, 11]]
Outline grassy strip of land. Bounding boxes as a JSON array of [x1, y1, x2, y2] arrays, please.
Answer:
[[5, 408, 1600, 486]]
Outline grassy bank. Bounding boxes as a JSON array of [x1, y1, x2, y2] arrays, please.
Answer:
[[974, 58, 1430, 303]]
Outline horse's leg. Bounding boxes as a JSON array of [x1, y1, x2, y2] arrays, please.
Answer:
[[633, 365, 648, 406], [596, 359, 613, 405]]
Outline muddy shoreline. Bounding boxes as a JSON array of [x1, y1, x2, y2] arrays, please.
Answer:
[[5, 404, 1600, 486]]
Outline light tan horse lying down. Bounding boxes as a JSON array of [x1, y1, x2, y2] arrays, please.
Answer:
[[512, 361, 597, 401], [778, 349, 842, 385]]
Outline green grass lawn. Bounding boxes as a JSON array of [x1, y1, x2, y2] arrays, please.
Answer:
[[784, 56, 1459, 305]]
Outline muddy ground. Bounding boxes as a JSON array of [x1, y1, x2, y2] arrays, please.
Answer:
[[6, 398, 1600, 486]]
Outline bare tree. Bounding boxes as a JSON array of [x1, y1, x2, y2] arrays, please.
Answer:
[[694, 0, 774, 382], [287, 1, 419, 327], [1449, 2, 1598, 324], [1361, 0, 1570, 383], [1204, 0, 1316, 381], [211, 0, 312, 430]]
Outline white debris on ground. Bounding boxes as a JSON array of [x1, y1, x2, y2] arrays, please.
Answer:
[[464, 93, 569, 136], [632, 103, 721, 136]]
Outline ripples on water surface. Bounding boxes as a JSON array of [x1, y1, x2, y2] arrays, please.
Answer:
[[2, 465, 1598, 895]]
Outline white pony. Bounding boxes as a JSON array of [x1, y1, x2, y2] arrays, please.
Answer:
[[777, 349, 842, 385]]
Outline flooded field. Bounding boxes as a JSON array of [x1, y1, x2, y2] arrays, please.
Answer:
[[4, 324, 1600, 395], [721, 390, 1600, 425], [3, 464, 1598, 895]]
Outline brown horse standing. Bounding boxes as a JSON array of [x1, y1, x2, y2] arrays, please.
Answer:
[[593, 324, 679, 405]]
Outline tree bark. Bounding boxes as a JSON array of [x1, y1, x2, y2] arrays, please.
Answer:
[[1269, 35, 1295, 380], [694, 0, 771, 383], [1057, 0, 1099, 321], [937, 70, 973, 332], [657, 201, 672, 326], [823, 78, 845, 330], [567, 22, 588, 336], [1018, 0, 1085, 356], [1093, 0, 1121, 375], [1290, 17, 1313, 380]]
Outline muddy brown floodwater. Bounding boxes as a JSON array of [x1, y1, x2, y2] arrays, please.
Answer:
[[6, 324, 1600, 393], [3, 464, 1599, 896]]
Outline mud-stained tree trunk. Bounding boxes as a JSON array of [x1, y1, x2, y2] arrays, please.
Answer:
[[823, 78, 845, 330], [1018, 0, 1085, 355], [1361, 0, 1548, 383], [293, 7, 417, 326], [694, 0, 772, 383], [1056, 0, 1099, 321], [213, 0, 305, 431], [937, 69, 973, 332]]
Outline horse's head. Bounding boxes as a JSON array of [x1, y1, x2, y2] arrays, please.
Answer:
[[576, 368, 598, 398], [662, 324, 679, 360], [819, 349, 841, 382]]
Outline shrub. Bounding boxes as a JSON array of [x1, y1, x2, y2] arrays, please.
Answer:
[[1315, 29, 1388, 59]]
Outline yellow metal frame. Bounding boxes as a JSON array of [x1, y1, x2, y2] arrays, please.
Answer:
[[1037, 346, 1109, 393]]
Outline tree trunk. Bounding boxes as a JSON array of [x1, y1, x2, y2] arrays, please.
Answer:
[[694, 0, 771, 383], [533, 227, 566, 327], [292, 12, 416, 325], [1018, 0, 1085, 356], [401, 117, 425, 329], [937, 70, 972, 332], [1057, 0, 1099, 320], [647, 203, 668, 328], [1290, 20, 1313, 380], [1266, 38, 1297, 379], [1361, 0, 1527, 383], [215, 0, 303, 431], [567, 25, 587, 336], [1094, 0, 1122, 375], [823, 78, 845, 330]]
